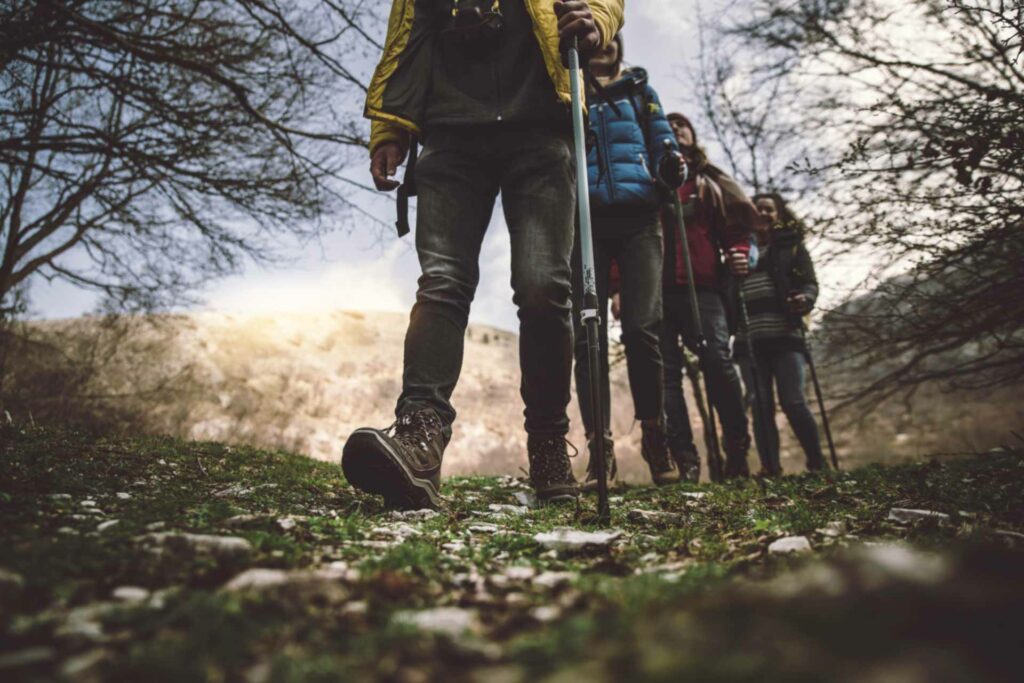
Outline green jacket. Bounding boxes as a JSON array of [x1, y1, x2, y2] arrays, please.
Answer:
[[364, 0, 625, 155]]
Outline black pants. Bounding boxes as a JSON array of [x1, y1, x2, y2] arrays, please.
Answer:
[[571, 215, 664, 436], [739, 349, 825, 471], [660, 286, 750, 462], [397, 126, 576, 437]]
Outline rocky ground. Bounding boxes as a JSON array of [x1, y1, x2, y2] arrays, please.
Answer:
[[1, 423, 1023, 682]]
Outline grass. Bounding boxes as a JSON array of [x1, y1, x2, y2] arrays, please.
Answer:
[[1, 422, 1022, 681]]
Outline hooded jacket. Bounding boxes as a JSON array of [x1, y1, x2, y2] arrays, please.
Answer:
[[663, 161, 760, 290], [586, 68, 678, 212], [364, 0, 625, 156]]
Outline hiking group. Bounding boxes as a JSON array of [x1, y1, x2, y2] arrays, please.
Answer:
[[342, 0, 832, 511]]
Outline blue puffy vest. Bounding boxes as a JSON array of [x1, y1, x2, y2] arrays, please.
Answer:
[[587, 68, 678, 212]]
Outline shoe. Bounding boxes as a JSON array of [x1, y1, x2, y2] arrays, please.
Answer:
[[342, 409, 446, 510], [723, 432, 751, 480], [671, 447, 701, 484], [581, 433, 617, 493], [527, 435, 579, 503], [641, 422, 680, 486], [756, 464, 784, 478]]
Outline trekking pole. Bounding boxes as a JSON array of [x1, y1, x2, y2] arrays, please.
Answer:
[[736, 287, 771, 474], [799, 326, 840, 470], [664, 142, 725, 482], [569, 38, 610, 523]]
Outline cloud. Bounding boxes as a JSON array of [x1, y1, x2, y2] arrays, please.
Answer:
[[205, 242, 415, 316]]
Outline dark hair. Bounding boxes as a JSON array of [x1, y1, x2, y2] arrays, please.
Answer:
[[752, 192, 807, 233], [666, 112, 697, 144]]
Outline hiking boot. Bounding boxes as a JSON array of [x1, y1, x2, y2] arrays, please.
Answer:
[[527, 435, 579, 503], [756, 464, 784, 479], [581, 433, 617, 494], [723, 432, 751, 481], [671, 447, 701, 484], [341, 408, 446, 510], [641, 422, 680, 486]]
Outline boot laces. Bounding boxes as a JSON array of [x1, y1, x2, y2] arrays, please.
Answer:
[[386, 410, 442, 453], [527, 436, 576, 484]]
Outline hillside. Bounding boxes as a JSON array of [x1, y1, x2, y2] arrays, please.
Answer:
[[5, 309, 1019, 480], [5, 311, 697, 482], [1, 425, 1021, 680]]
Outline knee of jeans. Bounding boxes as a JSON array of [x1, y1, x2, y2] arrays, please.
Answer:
[[416, 271, 475, 317], [620, 324, 660, 352], [513, 273, 571, 318], [779, 397, 808, 415]]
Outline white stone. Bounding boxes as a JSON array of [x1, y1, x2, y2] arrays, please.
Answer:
[[223, 568, 290, 591], [468, 523, 501, 534], [112, 586, 150, 603], [768, 536, 813, 555], [277, 517, 297, 531], [48, 494, 72, 501], [531, 606, 560, 623], [145, 521, 166, 531], [442, 540, 467, 553], [887, 508, 951, 525], [487, 504, 528, 516], [532, 571, 577, 589], [116, 492, 132, 500], [81, 500, 97, 508], [97, 519, 120, 533], [394, 607, 480, 638], [512, 491, 539, 508], [0, 567, 25, 591], [504, 566, 537, 582], [388, 509, 439, 521], [680, 492, 707, 500], [533, 528, 623, 552], [138, 532, 253, 561], [816, 521, 847, 537]]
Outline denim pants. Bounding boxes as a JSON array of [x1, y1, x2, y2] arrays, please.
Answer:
[[396, 125, 576, 437], [738, 349, 825, 471], [571, 215, 664, 436], [660, 286, 750, 461]]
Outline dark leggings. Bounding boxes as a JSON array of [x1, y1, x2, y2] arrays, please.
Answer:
[[739, 349, 825, 471]]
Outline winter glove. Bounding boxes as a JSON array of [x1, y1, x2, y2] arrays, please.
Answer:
[[658, 150, 686, 188], [555, 1, 602, 66]]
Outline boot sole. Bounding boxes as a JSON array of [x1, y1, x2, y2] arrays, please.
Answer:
[[537, 489, 579, 505], [342, 429, 441, 510]]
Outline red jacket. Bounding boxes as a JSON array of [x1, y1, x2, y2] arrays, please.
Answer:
[[662, 166, 760, 290]]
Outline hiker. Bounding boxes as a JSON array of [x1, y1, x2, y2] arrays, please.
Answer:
[[342, 1, 625, 509], [570, 34, 684, 492], [733, 193, 826, 475], [660, 113, 761, 482]]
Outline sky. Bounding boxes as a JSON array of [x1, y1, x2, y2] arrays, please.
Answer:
[[27, 1, 846, 331]]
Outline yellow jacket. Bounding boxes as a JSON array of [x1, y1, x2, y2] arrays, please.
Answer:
[[364, 0, 625, 156]]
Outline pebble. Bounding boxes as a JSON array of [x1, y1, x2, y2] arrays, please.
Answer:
[[116, 492, 132, 500], [532, 571, 577, 589], [768, 536, 813, 555], [394, 607, 480, 638], [97, 519, 120, 533], [887, 508, 951, 526], [277, 517, 297, 531], [628, 509, 686, 525], [533, 528, 623, 552], [137, 532, 253, 562], [112, 586, 150, 603]]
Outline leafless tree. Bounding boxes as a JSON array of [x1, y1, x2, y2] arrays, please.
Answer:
[[1, 0, 383, 317], [695, 0, 1024, 409]]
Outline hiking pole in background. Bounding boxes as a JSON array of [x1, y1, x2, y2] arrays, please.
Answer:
[[569, 38, 610, 523], [799, 326, 840, 470], [736, 287, 771, 475], [665, 142, 725, 482]]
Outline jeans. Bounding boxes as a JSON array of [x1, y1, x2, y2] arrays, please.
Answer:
[[660, 286, 750, 461], [397, 125, 576, 437], [571, 215, 664, 436], [738, 349, 826, 471]]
